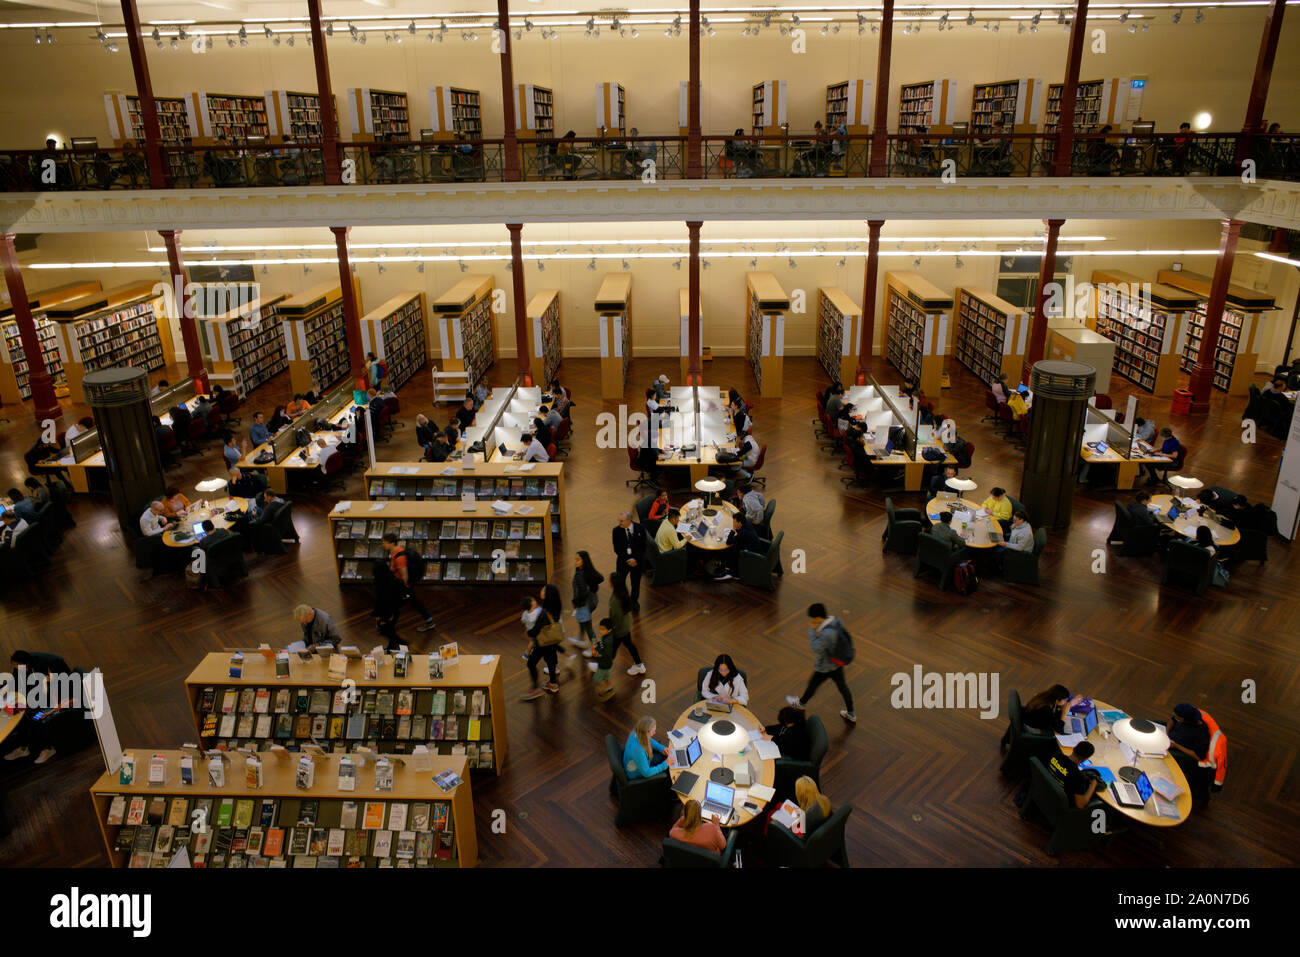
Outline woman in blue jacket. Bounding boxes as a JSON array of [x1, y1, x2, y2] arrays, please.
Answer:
[[624, 715, 669, 779]]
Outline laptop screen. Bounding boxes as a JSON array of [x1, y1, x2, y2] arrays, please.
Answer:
[[704, 781, 733, 806], [1167, 504, 1180, 520], [684, 737, 702, 766]]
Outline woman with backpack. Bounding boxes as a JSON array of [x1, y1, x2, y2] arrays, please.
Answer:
[[570, 551, 604, 651]]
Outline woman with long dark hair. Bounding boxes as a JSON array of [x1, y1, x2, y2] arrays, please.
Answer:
[[701, 653, 749, 705], [1020, 684, 1076, 734], [570, 550, 604, 650], [608, 572, 645, 675], [520, 594, 560, 700]]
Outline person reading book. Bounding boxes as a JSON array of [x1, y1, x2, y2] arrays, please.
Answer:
[[669, 799, 727, 854], [763, 706, 812, 761]]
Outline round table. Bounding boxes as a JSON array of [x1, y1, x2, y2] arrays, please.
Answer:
[[1149, 495, 1241, 547], [0, 693, 27, 749], [162, 497, 248, 548], [668, 701, 776, 828], [1059, 698, 1193, 827], [925, 496, 1004, 549], [681, 499, 738, 552]]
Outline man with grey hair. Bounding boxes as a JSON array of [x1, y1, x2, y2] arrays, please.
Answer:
[[611, 510, 647, 612], [652, 374, 670, 401], [139, 500, 170, 536]]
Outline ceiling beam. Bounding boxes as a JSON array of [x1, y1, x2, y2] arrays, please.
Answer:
[[1, 0, 99, 17]]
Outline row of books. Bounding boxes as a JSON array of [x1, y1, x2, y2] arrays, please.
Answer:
[[340, 539, 542, 560], [747, 294, 764, 391], [376, 296, 427, 391], [885, 288, 927, 385], [459, 295, 496, 387], [341, 559, 544, 583], [1, 317, 65, 397], [126, 96, 192, 144], [816, 290, 848, 383], [335, 517, 546, 540], [369, 476, 558, 498], [199, 685, 486, 717], [202, 710, 490, 743]]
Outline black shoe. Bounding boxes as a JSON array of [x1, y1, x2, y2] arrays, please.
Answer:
[[631, 603, 640, 612]]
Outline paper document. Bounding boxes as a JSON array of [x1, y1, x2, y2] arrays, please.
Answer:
[[748, 783, 776, 802], [747, 729, 763, 741], [753, 739, 781, 760], [490, 500, 512, 514], [479, 655, 497, 664], [1055, 732, 1085, 748], [332, 501, 352, 512], [368, 502, 387, 511], [517, 463, 536, 472], [515, 504, 535, 515]]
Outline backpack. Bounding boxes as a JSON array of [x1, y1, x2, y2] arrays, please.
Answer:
[[953, 561, 978, 595], [829, 623, 855, 667], [401, 546, 427, 583], [295, 426, 311, 448], [376, 360, 388, 382]]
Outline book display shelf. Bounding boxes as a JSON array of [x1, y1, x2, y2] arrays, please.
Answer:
[[1092, 269, 1199, 396], [883, 272, 954, 397], [360, 292, 429, 392], [970, 78, 1045, 134], [745, 272, 790, 398], [526, 290, 562, 387], [953, 287, 1031, 386], [0, 280, 100, 403], [825, 80, 871, 133], [199, 293, 289, 398], [90, 749, 477, 867], [1158, 269, 1276, 395], [46, 282, 173, 403], [328, 500, 554, 586], [816, 287, 863, 387], [365, 461, 566, 538], [596, 82, 627, 136], [751, 80, 788, 138], [515, 84, 555, 138], [278, 282, 353, 396], [265, 90, 338, 141], [183, 650, 507, 775], [346, 88, 410, 140], [186, 92, 270, 143], [432, 275, 496, 388], [595, 273, 633, 400], [427, 87, 483, 140], [898, 79, 955, 134]]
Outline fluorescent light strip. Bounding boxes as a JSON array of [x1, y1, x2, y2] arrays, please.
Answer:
[[1255, 251, 1300, 267]]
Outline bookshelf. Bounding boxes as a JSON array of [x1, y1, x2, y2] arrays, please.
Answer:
[[751, 80, 788, 138], [183, 650, 507, 776], [970, 78, 1045, 134], [816, 287, 863, 387], [0, 280, 100, 403], [366, 461, 566, 538], [427, 87, 483, 140], [90, 749, 477, 868], [103, 92, 194, 145], [185, 92, 270, 143], [596, 82, 627, 136], [45, 282, 173, 404], [898, 79, 955, 134], [432, 275, 496, 389], [360, 292, 429, 392], [515, 84, 555, 139], [526, 290, 562, 387], [278, 282, 353, 396], [265, 90, 338, 142], [1043, 78, 1131, 134], [883, 272, 954, 397], [199, 294, 289, 399], [825, 80, 871, 133], [953, 287, 1031, 387], [1092, 269, 1199, 396], [745, 272, 790, 398], [346, 88, 411, 141], [328, 500, 555, 587], [595, 273, 633, 400], [1158, 268, 1276, 396]]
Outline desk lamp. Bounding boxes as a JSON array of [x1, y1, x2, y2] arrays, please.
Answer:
[[1168, 475, 1203, 491], [1111, 717, 1170, 782], [946, 477, 977, 495], [695, 477, 726, 515], [196, 477, 228, 495], [697, 717, 749, 756]]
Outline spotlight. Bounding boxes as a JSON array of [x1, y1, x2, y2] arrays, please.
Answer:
[[837, 257, 846, 267], [631, 27, 639, 37], [1194, 8, 1204, 23], [514, 28, 522, 39], [377, 264, 386, 274], [992, 22, 999, 32], [151, 27, 161, 44], [264, 25, 273, 39], [749, 258, 758, 268], [1031, 11, 1041, 26], [238, 25, 247, 43], [587, 258, 597, 270], [788, 258, 797, 269], [227, 36, 235, 47], [871, 23, 878, 33], [408, 20, 416, 35], [273, 35, 280, 46], [1018, 22, 1026, 33], [967, 10, 976, 26], [1142, 22, 1149, 32], [359, 32, 366, 44], [286, 34, 294, 46], [537, 261, 545, 271], [832, 22, 840, 33], [766, 14, 774, 27], [525, 18, 534, 31], [1128, 22, 1137, 33], [673, 259, 682, 270], [791, 14, 800, 25], [622, 259, 630, 270], [819, 23, 829, 36], [1120, 10, 1129, 23], [913, 257, 922, 268], [1058, 11, 1067, 25], [955, 257, 964, 268], [171, 37, 179, 50], [779, 25, 788, 36], [416, 262, 425, 274], [703, 260, 711, 270], [34, 28, 42, 44], [177, 26, 188, 40], [1172, 10, 1182, 24], [348, 22, 357, 38], [326, 22, 333, 37], [459, 260, 468, 272]]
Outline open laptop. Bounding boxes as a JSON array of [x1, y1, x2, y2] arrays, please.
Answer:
[[700, 780, 734, 824], [1111, 770, 1154, 808], [672, 735, 702, 769], [1067, 706, 1098, 738]]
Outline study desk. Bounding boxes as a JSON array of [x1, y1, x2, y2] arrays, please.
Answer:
[[668, 702, 776, 828], [680, 500, 738, 553], [1149, 495, 1241, 547], [1059, 699, 1193, 827], [1079, 442, 1171, 491], [161, 497, 248, 549], [237, 403, 356, 493], [656, 443, 725, 485], [858, 433, 956, 491], [37, 449, 106, 494], [0, 700, 25, 749], [924, 496, 1005, 548]]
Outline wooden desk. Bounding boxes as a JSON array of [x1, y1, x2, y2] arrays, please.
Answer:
[[238, 404, 355, 493], [656, 442, 724, 486], [924, 496, 1004, 548], [161, 497, 248, 548], [1080, 442, 1171, 490], [1149, 495, 1241, 547], [668, 702, 776, 828], [1060, 699, 1193, 827], [0, 701, 25, 749], [680, 500, 738, 552], [860, 431, 956, 492]]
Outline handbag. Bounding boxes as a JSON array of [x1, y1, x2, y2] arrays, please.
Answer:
[[536, 622, 564, 647]]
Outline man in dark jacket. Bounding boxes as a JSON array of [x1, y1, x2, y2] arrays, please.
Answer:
[[1128, 490, 1159, 526], [715, 512, 762, 580], [786, 603, 856, 723], [611, 511, 646, 611]]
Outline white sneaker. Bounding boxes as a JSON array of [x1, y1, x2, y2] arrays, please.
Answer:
[[567, 637, 590, 648], [4, 746, 30, 761], [840, 710, 857, 724], [582, 649, 594, 658], [34, 748, 56, 765], [587, 662, 599, 672], [785, 695, 804, 709], [627, 663, 647, 676]]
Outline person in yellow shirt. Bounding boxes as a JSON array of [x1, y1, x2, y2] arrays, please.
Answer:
[[981, 487, 1013, 528], [655, 509, 686, 552], [1006, 390, 1028, 421]]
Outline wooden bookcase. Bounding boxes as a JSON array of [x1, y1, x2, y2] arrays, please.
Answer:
[[199, 293, 289, 398], [0, 280, 100, 403], [346, 88, 411, 140], [46, 283, 173, 403], [678, 287, 705, 381], [104, 92, 194, 145], [898, 79, 955, 134], [526, 290, 561, 387], [1158, 269, 1276, 396], [596, 82, 627, 135], [1043, 78, 1130, 134], [515, 84, 555, 139], [366, 460, 566, 539], [825, 80, 871, 133], [183, 651, 507, 776], [745, 272, 790, 398], [970, 78, 1045, 134], [265, 90, 338, 142], [883, 272, 953, 397], [278, 282, 354, 396], [360, 292, 428, 392], [816, 287, 863, 386], [1091, 269, 1199, 396], [427, 87, 482, 140], [953, 287, 1031, 386], [751, 80, 788, 138], [596, 273, 633, 400], [90, 749, 477, 868], [432, 275, 496, 389], [329, 500, 554, 587], [185, 92, 270, 144]]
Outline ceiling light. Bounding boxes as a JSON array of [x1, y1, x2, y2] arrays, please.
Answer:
[[348, 22, 357, 38], [416, 262, 424, 274], [1018, 22, 1026, 33], [227, 36, 235, 47], [263, 25, 272, 39], [1194, 8, 1204, 23], [1142, 22, 1150, 31], [587, 258, 597, 270], [673, 259, 682, 270], [325, 22, 333, 37], [1058, 11, 1067, 25], [832, 22, 841, 34], [286, 34, 294, 46], [408, 20, 416, 35], [966, 10, 976, 27], [819, 23, 829, 36], [177, 26, 187, 40], [359, 33, 366, 44], [525, 18, 533, 31], [170, 36, 179, 49], [151, 27, 161, 43], [459, 260, 468, 272], [788, 258, 797, 269], [1031, 11, 1042, 26], [837, 257, 846, 267], [1120, 10, 1129, 23]]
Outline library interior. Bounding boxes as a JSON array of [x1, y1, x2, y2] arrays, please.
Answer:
[[0, 0, 1298, 876]]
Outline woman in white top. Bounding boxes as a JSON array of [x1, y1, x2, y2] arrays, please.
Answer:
[[701, 653, 749, 706]]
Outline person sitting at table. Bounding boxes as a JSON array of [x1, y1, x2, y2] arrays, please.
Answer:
[[160, 486, 190, 520], [981, 487, 1013, 526], [824, 384, 846, 420], [652, 374, 670, 402], [1128, 490, 1159, 526], [1143, 428, 1183, 483], [221, 432, 242, 470], [295, 604, 342, 648], [794, 776, 833, 836], [228, 467, 267, 500], [1261, 376, 1288, 395], [1020, 685, 1078, 735], [932, 511, 968, 552], [669, 799, 727, 854], [286, 394, 311, 418], [733, 406, 753, 437], [741, 486, 765, 527], [313, 439, 339, 475], [654, 509, 686, 553], [415, 413, 436, 449], [731, 433, 761, 484], [195, 518, 232, 555], [139, 500, 170, 537], [1197, 488, 1230, 513], [152, 415, 173, 448], [0, 510, 29, 548], [2, 648, 77, 765], [555, 130, 580, 179], [6, 489, 37, 524], [364, 389, 386, 418], [540, 403, 563, 434], [993, 510, 1033, 569], [548, 379, 571, 416], [645, 387, 668, 420], [423, 430, 453, 463], [248, 411, 271, 447], [25, 437, 61, 472], [192, 394, 213, 428], [1046, 740, 1101, 810], [150, 378, 169, 398], [991, 374, 1012, 405], [22, 477, 50, 509], [726, 387, 748, 418], [930, 464, 960, 499], [532, 416, 554, 449], [623, 715, 669, 779], [453, 395, 477, 432], [63, 416, 93, 445], [1132, 416, 1157, 445], [647, 489, 670, 523], [701, 653, 749, 706], [1006, 389, 1028, 421], [521, 432, 550, 463], [1085, 124, 1118, 174], [764, 706, 812, 760], [1166, 703, 1211, 761], [714, 512, 762, 580], [1193, 526, 1230, 587]]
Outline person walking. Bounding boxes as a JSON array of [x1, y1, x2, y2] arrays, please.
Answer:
[[786, 602, 856, 723], [570, 550, 604, 651], [608, 572, 646, 676], [370, 559, 403, 651], [520, 595, 562, 701]]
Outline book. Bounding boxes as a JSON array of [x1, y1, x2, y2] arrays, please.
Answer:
[[216, 799, 234, 827], [200, 713, 218, 737], [433, 769, 463, 793], [275, 652, 290, 678], [200, 687, 216, 711], [443, 715, 459, 740], [328, 716, 344, 739], [258, 799, 277, 828], [208, 757, 225, 788], [431, 690, 447, 715], [126, 796, 146, 826], [294, 688, 310, 712], [228, 652, 244, 678], [438, 642, 460, 667], [338, 756, 357, 791], [452, 690, 468, 714], [297, 800, 319, 826], [387, 802, 409, 832], [410, 802, 431, 831], [375, 691, 395, 716], [254, 688, 271, 713], [307, 830, 328, 856], [340, 800, 359, 829], [393, 651, 409, 679], [114, 826, 136, 852], [362, 801, 386, 829], [147, 796, 166, 823], [107, 795, 126, 826], [308, 689, 331, 714], [246, 826, 265, 857], [456, 519, 473, 539], [364, 655, 379, 680], [288, 826, 310, 856], [263, 827, 285, 857], [218, 714, 237, 738], [167, 797, 189, 827], [428, 655, 444, 680], [374, 757, 394, 791], [310, 714, 328, 739], [328, 654, 347, 680], [415, 831, 434, 861], [148, 753, 167, 785], [245, 756, 263, 789], [235, 714, 254, 739], [293, 714, 312, 738], [254, 715, 272, 738], [327, 827, 346, 856], [395, 830, 416, 860], [273, 689, 291, 713], [295, 755, 315, 789], [233, 799, 255, 828], [237, 688, 255, 713]]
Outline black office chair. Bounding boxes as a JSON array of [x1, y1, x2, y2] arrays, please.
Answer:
[[765, 806, 852, 868], [999, 690, 1060, 779], [1161, 540, 1215, 595], [634, 494, 656, 527], [914, 531, 967, 591], [660, 832, 739, 868], [772, 714, 829, 804], [1108, 501, 1160, 557], [646, 534, 690, 586], [882, 497, 923, 556], [201, 532, 248, 590], [605, 734, 674, 827], [1230, 527, 1268, 565], [737, 531, 783, 591], [1002, 527, 1047, 585], [1019, 757, 1114, 856], [759, 499, 776, 540], [1171, 750, 1215, 805]]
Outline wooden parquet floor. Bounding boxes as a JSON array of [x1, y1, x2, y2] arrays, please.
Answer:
[[1, 351, 1297, 868]]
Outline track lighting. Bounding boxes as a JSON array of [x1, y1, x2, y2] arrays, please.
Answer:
[[325, 22, 333, 37], [966, 10, 976, 27], [1172, 9, 1182, 24], [459, 260, 468, 272], [937, 12, 949, 29], [1194, 8, 1204, 23], [749, 258, 758, 268], [151, 27, 161, 44], [673, 260, 682, 270], [34, 28, 42, 44], [227, 36, 235, 47], [348, 22, 357, 38], [1120, 10, 1129, 23], [177, 26, 188, 40], [791, 15, 800, 25], [170, 37, 179, 50], [1057, 10, 1067, 25], [819, 23, 829, 36], [408, 20, 416, 35], [1031, 11, 1042, 26], [587, 258, 597, 271], [416, 262, 424, 274], [837, 258, 846, 267], [788, 258, 797, 269], [525, 18, 534, 31]]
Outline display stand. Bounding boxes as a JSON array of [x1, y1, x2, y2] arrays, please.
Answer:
[[432, 275, 496, 389], [367, 460, 566, 538], [1157, 269, 1276, 396], [346, 88, 411, 141], [360, 292, 429, 392], [745, 272, 789, 398], [882, 272, 953, 397], [751, 80, 788, 139], [265, 90, 338, 142], [525, 290, 561, 387], [0, 280, 101, 402], [825, 80, 871, 133], [46, 283, 172, 404], [898, 79, 955, 134], [199, 293, 289, 398], [596, 273, 633, 400], [1092, 269, 1198, 395], [595, 83, 626, 135], [279, 282, 354, 396], [427, 87, 482, 140], [953, 287, 1031, 386], [816, 287, 863, 387]]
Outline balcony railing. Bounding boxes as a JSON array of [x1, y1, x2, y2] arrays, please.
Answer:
[[1, 132, 1295, 193]]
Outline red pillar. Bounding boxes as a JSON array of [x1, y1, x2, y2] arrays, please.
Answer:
[[855, 220, 885, 383], [498, 0, 521, 182], [0, 234, 62, 423], [1024, 219, 1064, 383], [1052, 0, 1091, 177], [686, 221, 702, 383], [330, 226, 366, 382], [868, 0, 894, 177], [687, 0, 702, 178], [119, 0, 168, 188], [306, 0, 342, 186], [507, 224, 531, 384], [158, 229, 209, 393], [1236, 0, 1287, 165], [1188, 220, 1242, 414]]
